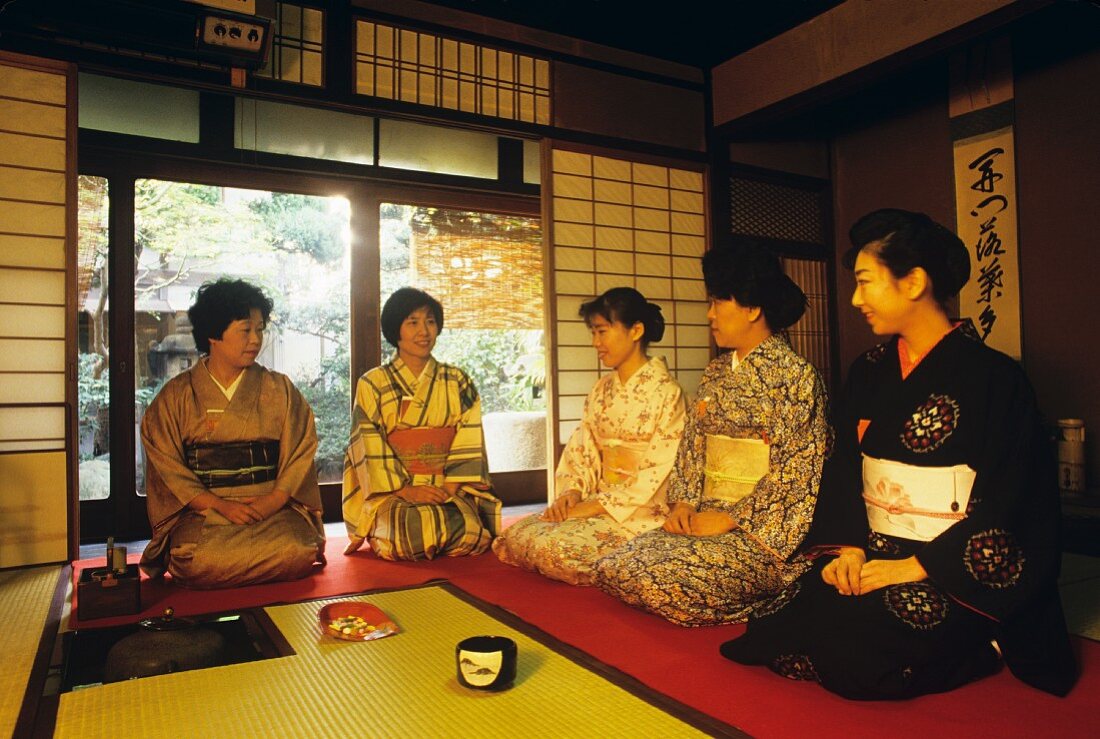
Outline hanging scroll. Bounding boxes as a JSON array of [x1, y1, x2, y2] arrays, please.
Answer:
[[952, 124, 1021, 358]]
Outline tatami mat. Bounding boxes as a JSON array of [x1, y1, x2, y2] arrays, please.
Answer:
[[0, 566, 60, 737], [55, 584, 712, 738]]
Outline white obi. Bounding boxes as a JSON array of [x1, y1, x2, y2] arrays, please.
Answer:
[[600, 439, 647, 490], [703, 434, 770, 503], [862, 454, 975, 542]]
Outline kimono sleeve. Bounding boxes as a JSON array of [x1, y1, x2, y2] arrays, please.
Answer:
[[272, 375, 321, 507], [140, 380, 209, 512], [730, 360, 829, 561], [443, 368, 490, 485], [346, 374, 408, 497], [554, 386, 602, 500], [917, 360, 1062, 622], [597, 379, 686, 523]]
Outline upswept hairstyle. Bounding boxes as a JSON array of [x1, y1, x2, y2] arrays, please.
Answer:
[[844, 208, 970, 305], [579, 286, 665, 348], [188, 278, 273, 355], [381, 287, 444, 347], [702, 241, 807, 331]]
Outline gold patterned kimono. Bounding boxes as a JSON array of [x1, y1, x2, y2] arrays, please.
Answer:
[[342, 356, 501, 561], [494, 357, 686, 585], [140, 363, 326, 589], [595, 335, 829, 625]]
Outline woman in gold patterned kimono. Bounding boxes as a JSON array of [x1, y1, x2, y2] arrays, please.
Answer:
[[140, 279, 326, 589], [595, 243, 829, 625], [342, 288, 500, 560], [493, 288, 686, 585]]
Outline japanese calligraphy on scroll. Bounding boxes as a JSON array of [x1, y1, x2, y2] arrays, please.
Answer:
[[953, 126, 1021, 359]]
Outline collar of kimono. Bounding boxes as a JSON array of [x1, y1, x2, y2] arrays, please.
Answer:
[[202, 358, 246, 400], [392, 354, 437, 390], [730, 332, 783, 370], [897, 322, 962, 380], [615, 355, 666, 388]]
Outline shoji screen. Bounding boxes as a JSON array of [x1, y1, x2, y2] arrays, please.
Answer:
[[548, 146, 710, 452], [0, 53, 73, 567]]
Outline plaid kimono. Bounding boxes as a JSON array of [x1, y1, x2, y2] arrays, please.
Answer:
[[342, 356, 500, 560]]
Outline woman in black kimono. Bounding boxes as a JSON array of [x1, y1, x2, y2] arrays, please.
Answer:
[[720, 208, 1077, 699]]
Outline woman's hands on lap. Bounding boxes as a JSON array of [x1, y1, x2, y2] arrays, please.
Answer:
[[858, 556, 927, 594], [240, 489, 290, 520], [689, 511, 736, 536], [542, 491, 581, 522], [662, 503, 734, 536], [662, 501, 696, 533], [566, 498, 606, 519], [396, 484, 450, 504], [212, 498, 264, 524], [822, 549, 925, 595], [821, 547, 867, 595]]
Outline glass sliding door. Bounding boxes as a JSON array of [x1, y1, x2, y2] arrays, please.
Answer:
[[133, 180, 352, 492], [79, 174, 352, 541]]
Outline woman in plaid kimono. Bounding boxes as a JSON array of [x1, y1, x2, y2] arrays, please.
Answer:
[[342, 288, 500, 560]]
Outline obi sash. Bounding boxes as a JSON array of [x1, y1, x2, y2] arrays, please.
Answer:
[[388, 426, 457, 475], [600, 439, 647, 489], [862, 454, 975, 542], [703, 434, 770, 503], [185, 440, 279, 489]]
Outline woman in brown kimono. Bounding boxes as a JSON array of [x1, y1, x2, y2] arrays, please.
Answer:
[[139, 279, 325, 588]]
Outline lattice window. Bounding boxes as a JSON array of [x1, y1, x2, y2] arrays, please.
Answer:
[[781, 256, 832, 385], [730, 178, 824, 244], [255, 2, 324, 86], [730, 173, 833, 385], [355, 20, 550, 125]]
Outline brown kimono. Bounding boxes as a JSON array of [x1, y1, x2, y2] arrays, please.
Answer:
[[139, 362, 325, 588]]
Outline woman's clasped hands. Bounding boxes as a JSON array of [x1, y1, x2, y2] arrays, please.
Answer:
[[821, 547, 928, 595], [396, 482, 458, 504], [662, 501, 736, 536], [541, 491, 607, 522]]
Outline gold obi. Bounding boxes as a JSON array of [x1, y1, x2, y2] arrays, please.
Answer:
[[702, 434, 770, 503], [388, 426, 457, 475], [600, 439, 647, 489], [861, 454, 975, 542]]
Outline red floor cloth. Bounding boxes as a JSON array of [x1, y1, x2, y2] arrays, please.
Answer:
[[71, 541, 1100, 738]]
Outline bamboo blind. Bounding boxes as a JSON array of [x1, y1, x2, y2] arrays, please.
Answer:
[[550, 147, 710, 447], [410, 208, 543, 330]]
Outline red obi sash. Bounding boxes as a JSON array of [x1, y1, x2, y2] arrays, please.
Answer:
[[388, 426, 457, 475]]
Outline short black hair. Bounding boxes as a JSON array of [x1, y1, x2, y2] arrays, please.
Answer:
[[844, 208, 970, 305], [579, 287, 665, 348], [381, 287, 444, 347], [702, 241, 807, 331], [188, 278, 273, 354]]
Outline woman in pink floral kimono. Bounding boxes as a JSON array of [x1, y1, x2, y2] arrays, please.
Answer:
[[494, 288, 686, 585]]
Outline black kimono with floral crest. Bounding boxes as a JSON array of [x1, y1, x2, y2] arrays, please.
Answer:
[[721, 325, 1077, 699]]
